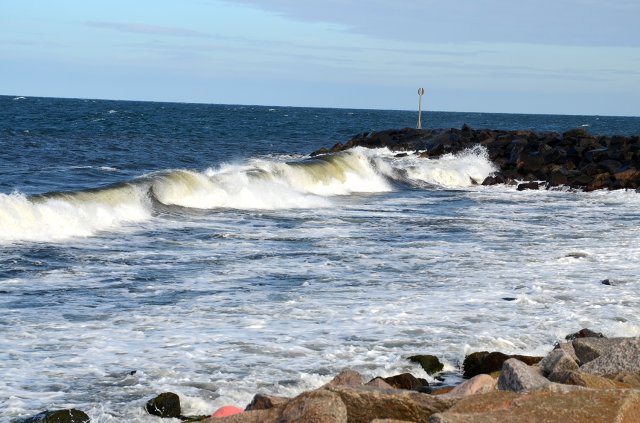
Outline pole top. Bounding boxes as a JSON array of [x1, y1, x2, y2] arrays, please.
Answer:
[[418, 87, 425, 95]]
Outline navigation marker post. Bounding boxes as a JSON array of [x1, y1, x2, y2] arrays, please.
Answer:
[[417, 87, 425, 129]]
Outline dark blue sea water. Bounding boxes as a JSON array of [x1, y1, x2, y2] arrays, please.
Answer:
[[1, 95, 639, 422]]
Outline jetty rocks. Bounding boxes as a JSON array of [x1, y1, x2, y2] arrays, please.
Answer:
[[311, 126, 640, 191], [153, 331, 640, 423]]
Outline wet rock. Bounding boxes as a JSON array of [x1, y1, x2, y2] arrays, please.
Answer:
[[245, 393, 289, 411], [463, 351, 542, 378], [145, 392, 181, 418], [497, 358, 549, 392], [15, 409, 90, 423], [408, 355, 444, 375], [565, 328, 606, 341], [516, 181, 539, 191], [326, 385, 455, 423], [324, 368, 364, 387], [428, 389, 640, 423], [382, 373, 428, 390]]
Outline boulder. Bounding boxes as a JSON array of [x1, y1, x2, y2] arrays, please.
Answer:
[[145, 392, 181, 418], [553, 341, 581, 365], [516, 181, 539, 191], [497, 359, 549, 392], [408, 355, 444, 375], [539, 348, 579, 380], [211, 389, 347, 423], [382, 373, 428, 390], [572, 337, 622, 364], [325, 385, 455, 423], [580, 337, 640, 376], [463, 351, 542, 378], [428, 389, 640, 423], [14, 409, 90, 423], [366, 377, 395, 390], [553, 370, 632, 389], [324, 368, 364, 387], [440, 374, 496, 399], [245, 393, 289, 411], [565, 328, 606, 340]]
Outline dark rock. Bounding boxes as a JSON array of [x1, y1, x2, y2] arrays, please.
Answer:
[[15, 410, 90, 423], [145, 392, 181, 418], [601, 279, 612, 285], [565, 328, 606, 340], [463, 351, 542, 378], [382, 373, 428, 390], [516, 181, 539, 191], [408, 354, 444, 375]]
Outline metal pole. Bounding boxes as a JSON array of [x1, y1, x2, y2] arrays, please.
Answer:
[[417, 87, 424, 129]]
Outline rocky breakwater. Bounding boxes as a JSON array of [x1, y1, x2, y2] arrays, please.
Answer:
[[142, 330, 640, 423], [311, 126, 640, 191]]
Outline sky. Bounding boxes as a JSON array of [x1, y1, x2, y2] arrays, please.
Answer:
[[1, 0, 639, 115]]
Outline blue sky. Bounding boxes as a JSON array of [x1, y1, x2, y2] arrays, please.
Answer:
[[1, 0, 638, 115]]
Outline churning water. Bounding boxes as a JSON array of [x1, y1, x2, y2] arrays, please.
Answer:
[[1, 96, 639, 421]]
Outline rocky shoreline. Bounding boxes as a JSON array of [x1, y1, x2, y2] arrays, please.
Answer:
[[311, 126, 640, 191], [19, 329, 640, 422]]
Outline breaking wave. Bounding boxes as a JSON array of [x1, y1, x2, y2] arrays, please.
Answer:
[[0, 147, 496, 242]]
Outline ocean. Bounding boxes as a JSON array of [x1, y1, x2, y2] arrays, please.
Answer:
[[1, 95, 639, 421]]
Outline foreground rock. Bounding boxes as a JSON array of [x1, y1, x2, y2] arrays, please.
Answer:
[[429, 389, 640, 423], [173, 329, 640, 423], [13, 409, 90, 423], [311, 126, 640, 191]]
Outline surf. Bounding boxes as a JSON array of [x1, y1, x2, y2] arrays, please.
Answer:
[[0, 146, 496, 243]]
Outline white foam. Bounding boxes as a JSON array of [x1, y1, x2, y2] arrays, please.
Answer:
[[0, 186, 151, 243]]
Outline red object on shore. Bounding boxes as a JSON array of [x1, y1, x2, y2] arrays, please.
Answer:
[[212, 405, 244, 417]]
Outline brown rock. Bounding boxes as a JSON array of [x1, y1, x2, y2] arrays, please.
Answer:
[[441, 374, 496, 399], [606, 371, 640, 388], [366, 377, 395, 390], [212, 389, 347, 423], [244, 393, 289, 411], [326, 385, 455, 423], [371, 420, 417, 423], [428, 389, 640, 423], [382, 373, 428, 390], [554, 370, 632, 389], [324, 368, 364, 387]]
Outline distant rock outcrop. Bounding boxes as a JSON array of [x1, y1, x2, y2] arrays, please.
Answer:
[[311, 126, 640, 191]]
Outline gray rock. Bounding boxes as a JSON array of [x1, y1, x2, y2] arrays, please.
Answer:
[[554, 341, 581, 365], [540, 349, 579, 381], [497, 358, 549, 392], [580, 337, 640, 376], [572, 337, 624, 364]]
